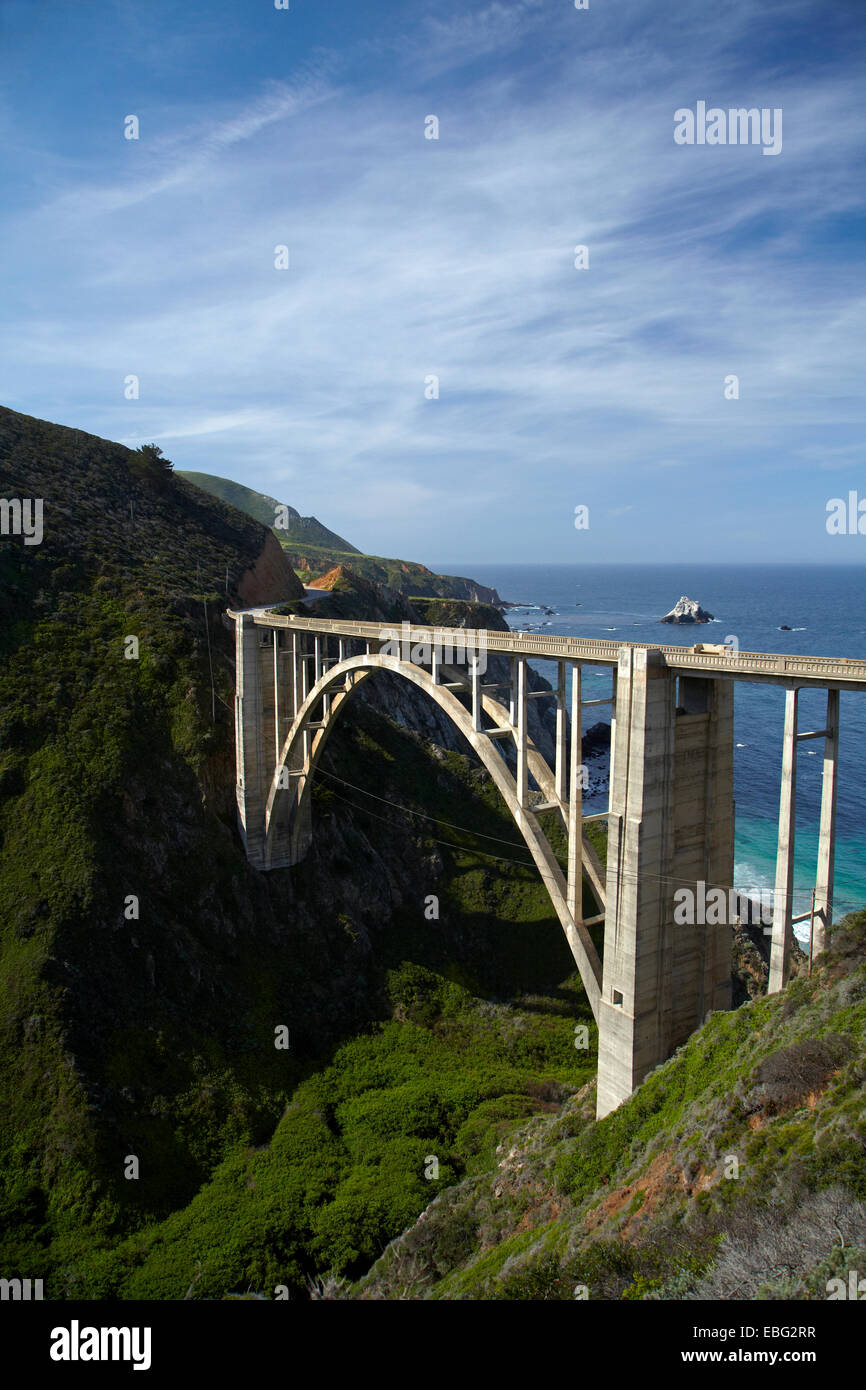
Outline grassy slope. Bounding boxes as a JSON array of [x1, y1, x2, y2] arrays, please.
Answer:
[[177, 470, 360, 553], [18, 702, 607, 1299], [352, 911, 866, 1300]]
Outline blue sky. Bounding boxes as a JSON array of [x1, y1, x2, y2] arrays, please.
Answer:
[[1, 0, 864, 564]]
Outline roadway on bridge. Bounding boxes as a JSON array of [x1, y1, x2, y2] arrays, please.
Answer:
[[232, 608, 866, 692]]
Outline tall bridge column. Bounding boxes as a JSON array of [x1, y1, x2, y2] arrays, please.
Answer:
[[566, 662, 583, 925], [770, 685, 840, 988], [813, 689, 839, 957], [234, 615, 273, 869], [769, 688, 798, 992], [234, 615, 309, 870], [596, 649, 734, 1119]]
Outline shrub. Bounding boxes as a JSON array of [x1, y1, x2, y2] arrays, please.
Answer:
[[127, 443, 174, 494], [744, 1035, 854, 1117], [683, 1186, 866, 1300]]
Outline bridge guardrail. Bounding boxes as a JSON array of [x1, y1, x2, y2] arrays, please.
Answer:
[[227, 612, 866, 686]]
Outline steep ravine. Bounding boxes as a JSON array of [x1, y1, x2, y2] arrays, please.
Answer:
[[0, 407, 593, 1296]]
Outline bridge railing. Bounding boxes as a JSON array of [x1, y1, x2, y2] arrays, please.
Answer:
[[228, 612, 866, 686]]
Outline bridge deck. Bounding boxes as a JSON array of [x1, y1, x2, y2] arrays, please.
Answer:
[[231, 612, 866, 691]]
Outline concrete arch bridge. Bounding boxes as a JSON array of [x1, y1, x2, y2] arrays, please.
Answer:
[[229, 610, 866, 1117]]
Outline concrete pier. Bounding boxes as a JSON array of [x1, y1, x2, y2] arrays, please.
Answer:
[[814, 689, 840, 956], [769, 687, 799, 993], [234, 615, 305, 869], [769, 685, 841, 990], [595, 650, 734, 1118]]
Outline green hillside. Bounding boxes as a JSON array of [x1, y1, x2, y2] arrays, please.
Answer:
[[283, 543, 505, 605], [353, 909, 866, 1299], [177, 470, 360, 554], [177, 469, 504, 606], [0, 407, 595, 1297], [2, 405, 863, 1305], [0, 407, 307, 1246], [58, 907, 865, 1301]]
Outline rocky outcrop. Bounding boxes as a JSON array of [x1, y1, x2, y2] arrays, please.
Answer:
[[409, 597, 508, 632], [309, 563, 353, 591], [582, 721, 611, 757], [444, 577, 504, 607], [300, 567, 412, 624], [283, 549, 504, 608], [659, 595, 714, 624], [237, 529, 305, 605]]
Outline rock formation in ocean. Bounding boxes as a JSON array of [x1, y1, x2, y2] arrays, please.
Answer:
[[659, 595, 714, 624]]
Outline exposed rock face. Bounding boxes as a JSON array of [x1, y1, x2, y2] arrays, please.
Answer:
[[582, 721, 611, 757], [659, 595, 714, 624], [284, 549, 504, 608], [237, 530, 305, 605], [453, 579, 503, 606], [359, 632, 559, 770], [310, 564, 354, 590], [298, 567, 412, 624], [409, 597, 509, 633], [731, 914, 806, 1005]]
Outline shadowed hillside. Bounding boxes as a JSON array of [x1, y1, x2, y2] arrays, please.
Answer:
[[0, 409, 304, 614], [0, 407, 599, 1297]]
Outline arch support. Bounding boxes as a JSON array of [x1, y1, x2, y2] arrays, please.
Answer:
[[232, 616, 605, 1017]]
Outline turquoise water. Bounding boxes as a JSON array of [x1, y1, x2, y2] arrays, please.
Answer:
[[430, 562, 866, 929]]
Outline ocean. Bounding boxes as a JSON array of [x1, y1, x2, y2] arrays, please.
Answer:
[[430, 563, 866, 935]]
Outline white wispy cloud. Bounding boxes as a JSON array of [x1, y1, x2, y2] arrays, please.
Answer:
[[1, 0, 863, 561]]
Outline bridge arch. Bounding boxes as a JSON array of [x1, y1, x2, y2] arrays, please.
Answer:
[[265, 649, 603, 1017]]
